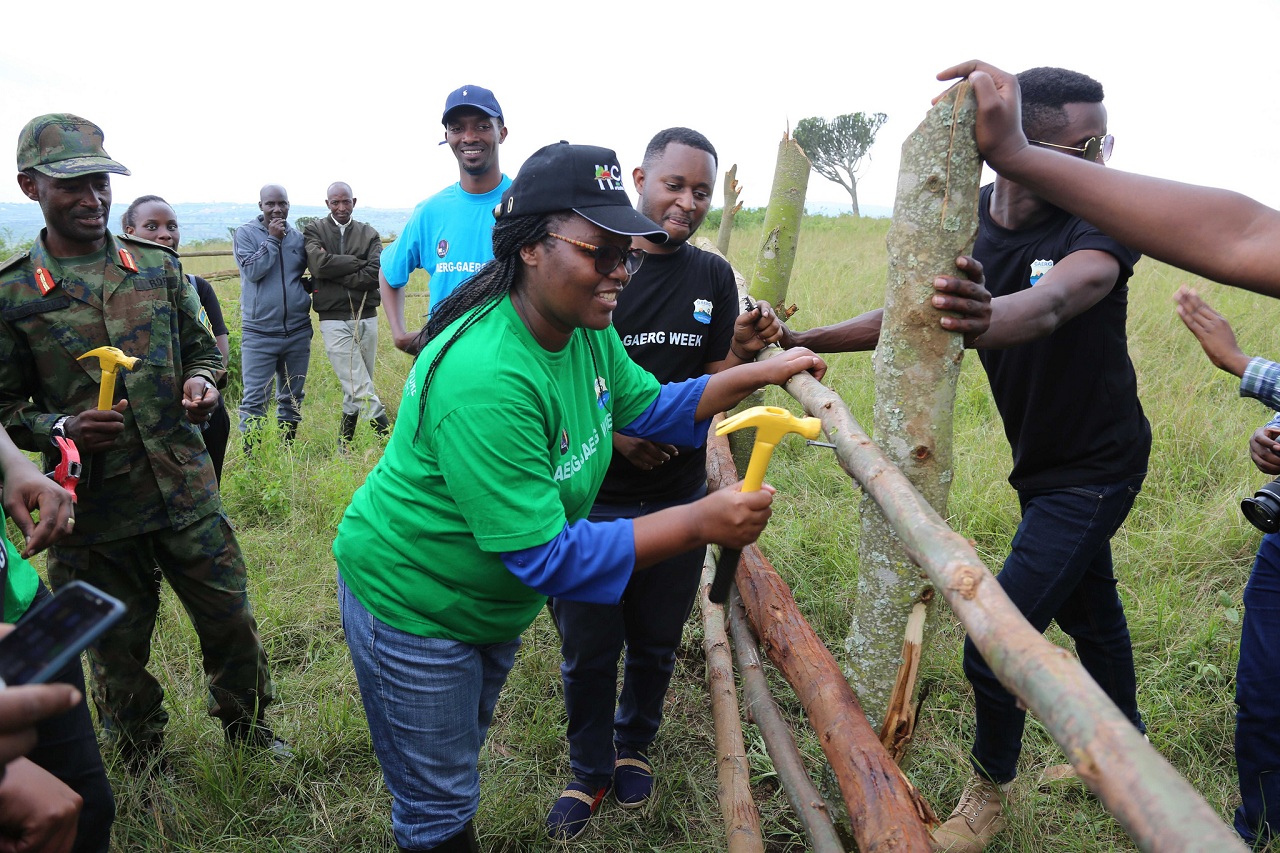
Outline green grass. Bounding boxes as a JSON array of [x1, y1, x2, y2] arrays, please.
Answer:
[[29, 218, 1273, 850]]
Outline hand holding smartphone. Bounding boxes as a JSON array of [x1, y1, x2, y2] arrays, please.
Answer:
[[0, 581, 125, 688]]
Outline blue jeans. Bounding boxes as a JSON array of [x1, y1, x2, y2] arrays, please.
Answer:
[[1235, 532, 1280, 845], [965, 476, 1146, 784], [550, 486, 707, 788], [238, 326, 312, 430], [338, 572, 519, 849]]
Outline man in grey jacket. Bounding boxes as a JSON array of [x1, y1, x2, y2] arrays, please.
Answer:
[[233, 184, 312, 442]]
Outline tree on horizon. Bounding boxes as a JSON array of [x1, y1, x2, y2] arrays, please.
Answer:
[[794, 112, 887, 217]]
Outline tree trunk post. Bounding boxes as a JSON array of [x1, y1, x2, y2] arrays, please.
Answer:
[[845, 82, 982, 726], [748, 132, 810, 311], [716, 163, 743, 257]]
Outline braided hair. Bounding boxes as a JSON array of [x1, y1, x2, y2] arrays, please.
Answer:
[[411, 208, 574, 438]]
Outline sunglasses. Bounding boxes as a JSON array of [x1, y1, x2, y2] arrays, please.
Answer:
[[546, 232, 646, 276], [1029, 133, 1114, 163]]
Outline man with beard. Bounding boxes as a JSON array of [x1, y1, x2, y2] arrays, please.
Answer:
[[234, 184, 312, 441], [380, 85, 511, 351]]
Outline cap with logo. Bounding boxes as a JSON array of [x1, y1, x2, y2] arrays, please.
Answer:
[[441, 85, 503, 125], [17, 113, 130, 178], [496, 141, 667, 242]]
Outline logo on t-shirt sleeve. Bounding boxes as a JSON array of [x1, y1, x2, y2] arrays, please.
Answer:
[[693, 299, 713, 325], [1029, 259, 1053, 286], [436, 239, 449, 259]]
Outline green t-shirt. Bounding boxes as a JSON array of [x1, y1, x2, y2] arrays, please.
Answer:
[[334, 295, 660, 644], [2, 505, 38, 623]]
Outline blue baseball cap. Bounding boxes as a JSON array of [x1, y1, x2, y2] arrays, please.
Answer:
[[441, 85, 503, 125]]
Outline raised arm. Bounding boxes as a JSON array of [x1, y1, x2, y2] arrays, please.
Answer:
[[938, 60, 1280, 297]]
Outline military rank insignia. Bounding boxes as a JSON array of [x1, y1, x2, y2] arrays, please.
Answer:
[[34, 267, 56, 295], [118, 248, 138, 273]]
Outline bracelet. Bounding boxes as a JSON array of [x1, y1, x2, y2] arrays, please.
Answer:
[[730, 345, 754, 361]]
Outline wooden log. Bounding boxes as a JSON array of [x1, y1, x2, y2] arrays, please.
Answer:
[[700, 536, 765, 853], [847, 80, 983, 726], [747, 133, 810, 311], [764, 356, 1247, 852], [727, 588, 847, 853], [716, 163, 744, 257], [708, 425, 936, 852]]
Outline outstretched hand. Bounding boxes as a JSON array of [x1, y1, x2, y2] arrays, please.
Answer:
[[1, 455, 74, 557], [935, 60, 1029, 171], [1174, 285, 1250, 378], [763, 347, 827, 385]]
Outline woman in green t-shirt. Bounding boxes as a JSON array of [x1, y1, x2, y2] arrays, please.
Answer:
[[334, 142, 826, 853]]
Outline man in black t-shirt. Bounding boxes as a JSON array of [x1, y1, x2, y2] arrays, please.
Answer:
[[545, 128, 780, 841], [781, 68, 1147, 853]]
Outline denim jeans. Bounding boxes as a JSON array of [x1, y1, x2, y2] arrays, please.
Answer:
[[338, 572, 519, 849], [550, 486, 707, 788], [238, 326, 312, 430], [965, 476, 1146, 784], [1235, 532, 1280, 845]]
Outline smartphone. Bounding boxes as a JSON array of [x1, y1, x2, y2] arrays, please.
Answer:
[[0, 580, 126, 688]]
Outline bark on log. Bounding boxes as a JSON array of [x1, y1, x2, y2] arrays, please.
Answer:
[[847, 81, 983, 726], [748, 133, 810, 312], [728, 589, 847, 853], [700, 538, 765, 853], [708, 426, 936, 852], [716, 163, 744, 257], [763, 356, 1247, 852]]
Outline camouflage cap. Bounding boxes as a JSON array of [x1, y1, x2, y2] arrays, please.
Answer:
[[16, 113, 130, 178]]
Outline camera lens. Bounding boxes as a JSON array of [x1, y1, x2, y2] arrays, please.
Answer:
[[1242, 479, 1280, 534]]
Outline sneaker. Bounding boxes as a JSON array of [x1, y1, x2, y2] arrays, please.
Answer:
[[546, 780, 610, 841], [932, 776, 1008, 853], [613, 747, 654, 809]]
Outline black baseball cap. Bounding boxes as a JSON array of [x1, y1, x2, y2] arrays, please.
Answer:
[[441, 85, 503, 125], [495, 142, 667, 242]]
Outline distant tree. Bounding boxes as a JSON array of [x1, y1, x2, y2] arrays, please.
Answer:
[[793, 112, 887, 217]]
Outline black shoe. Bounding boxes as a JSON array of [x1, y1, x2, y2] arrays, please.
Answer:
[[117, 733, 169, 777], [224, 719, 295, 761], [371, 414, 392, 438], [279, 420, 299, 444], [339, 412, 359, 448], [398, 820, 478, 852]]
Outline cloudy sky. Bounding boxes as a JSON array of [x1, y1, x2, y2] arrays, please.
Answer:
[[3, 0, 1277, 216]]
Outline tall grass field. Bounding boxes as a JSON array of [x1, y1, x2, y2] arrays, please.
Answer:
[[26, 214, 1272, 851]]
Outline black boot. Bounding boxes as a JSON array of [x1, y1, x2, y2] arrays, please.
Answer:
[[371, 413, 392, 438], [339, 412, 359, 449], [398, 820, 478, 852], [280, 420, 299, 444], [224, 716, 295, 761]]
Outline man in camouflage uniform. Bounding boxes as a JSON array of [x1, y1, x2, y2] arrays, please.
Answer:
[[0, 113, 285, 767]]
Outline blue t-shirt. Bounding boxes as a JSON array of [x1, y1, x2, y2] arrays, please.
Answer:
[[380, 177, 513, 313]]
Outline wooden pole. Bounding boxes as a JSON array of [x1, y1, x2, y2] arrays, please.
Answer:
[[847, 81, 983, 726], [700, 540, 765, 853], [728, 589, 847, 853], [747, 133, 810, 311], [716, 163, 744, 257], [708, 424, 936, 852], [763, 357, 1247, 852]]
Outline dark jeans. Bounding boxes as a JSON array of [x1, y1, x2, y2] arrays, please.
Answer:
[[23, 583, 115, 853], [550, 486, 707, 788], [965, 476, 1146, 784], [202, 401, 231, 484], [1235, 532, 1280, 845]]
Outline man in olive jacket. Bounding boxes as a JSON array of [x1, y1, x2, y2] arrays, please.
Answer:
[[304, 182, 388, 447]]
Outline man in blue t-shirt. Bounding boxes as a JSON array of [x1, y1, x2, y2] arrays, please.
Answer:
[[379, 85, 512, 352]]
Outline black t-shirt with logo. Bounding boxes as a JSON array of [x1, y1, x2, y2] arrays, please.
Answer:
[[975, 183, 1150, 491], [596, 243, 737, 504]]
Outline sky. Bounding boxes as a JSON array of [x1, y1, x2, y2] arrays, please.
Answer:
[[3, 0, 1278, 217]]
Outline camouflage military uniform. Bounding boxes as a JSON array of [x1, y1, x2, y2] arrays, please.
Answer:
[[0, 229, 274, 752]]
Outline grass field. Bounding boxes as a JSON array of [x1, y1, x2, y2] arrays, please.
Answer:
[[32, 214, 1277, 851]]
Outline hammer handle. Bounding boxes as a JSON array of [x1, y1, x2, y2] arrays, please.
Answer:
[[709, 546, 741, 605]]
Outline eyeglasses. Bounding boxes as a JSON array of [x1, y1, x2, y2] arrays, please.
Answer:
[[546, 232, 646, 277], [1029, 134, 1114, 163]]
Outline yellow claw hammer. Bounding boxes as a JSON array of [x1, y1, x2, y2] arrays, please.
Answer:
[[709, 405, 823, 603], [77, 346, 140, 489]]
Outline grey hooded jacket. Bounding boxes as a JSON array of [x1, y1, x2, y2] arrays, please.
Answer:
[[233, 215, 312, 336]]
